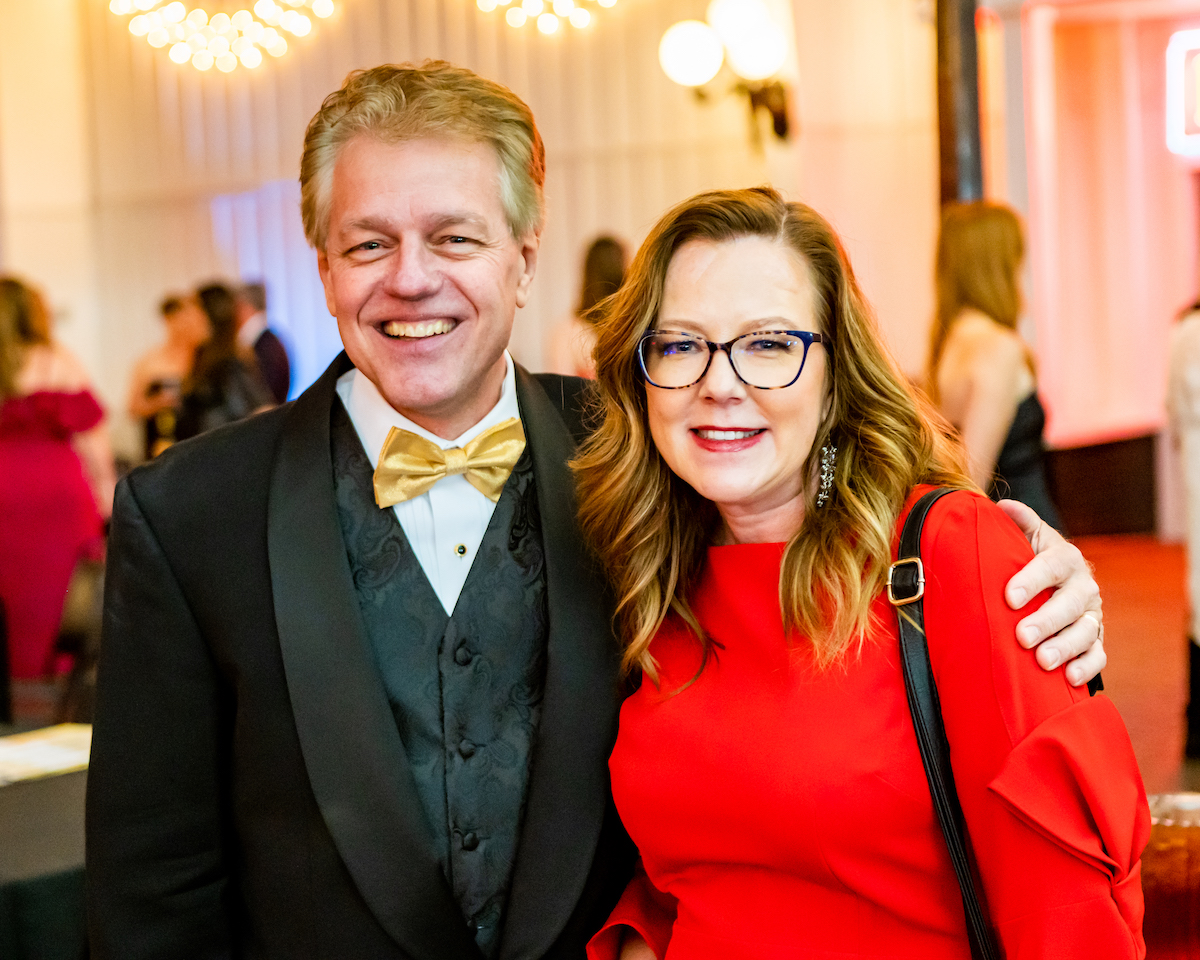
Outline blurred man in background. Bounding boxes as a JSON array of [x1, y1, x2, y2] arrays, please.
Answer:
[[235, 281, 290, 404]]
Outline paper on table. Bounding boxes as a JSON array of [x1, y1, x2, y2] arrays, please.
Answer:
[[0, 724, 92, 786]]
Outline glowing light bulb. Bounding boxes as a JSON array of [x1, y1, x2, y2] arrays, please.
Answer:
[[724, 23, 786, 80], [148, 27, 170, 46], [161, 2, 187, 23], [135, 0, 157, 9], [192, 49, 215, 70], [109, 0, 134, 14], [311, 0, 334, 16], [186, 8, 208, 27], [658, 20, 723, 86], [552, 0, 573, 15], [244, 21, 265, 42], [209, 12, 231, 31], [505, 7, 526, 26], [187, 33, 206, 51], [596, 0, 615, 8], [267, 36, 288, 55], [478, 0, 497, 11], [239, 46, 263, 67], [706, 0, 771, 47], [216, 52, 238, 71], [537, 12, 558, 32], [261, 26, 280, 44], [128, 15, 150, 36], [568, 7, 589, 26], [521, 0, 543, 16], [254, 0, 276, 17], [230, 9, 253, 30], [169, 41, 191, 62], [207, 35, 230, 55]]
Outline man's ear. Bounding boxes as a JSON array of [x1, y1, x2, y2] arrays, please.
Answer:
[[514, 230, 542, 310], [316, 248, 338, 318]]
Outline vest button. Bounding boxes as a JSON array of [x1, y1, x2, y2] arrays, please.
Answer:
[[454, 645, 472, 666], [462, 831, 479, 851], [458, 739, 476, 758]]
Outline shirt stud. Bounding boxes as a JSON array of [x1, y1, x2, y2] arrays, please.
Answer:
[[455, 543, 468, 557]]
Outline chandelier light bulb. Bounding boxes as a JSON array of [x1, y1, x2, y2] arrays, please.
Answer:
[[537, 12, 558, 32], [705, 0, 771, 48], [128, 15, 150, 35], [230, 9, 254, 30], [724, 22, 786, 80], [169, 41, 192, 62], [240, 46, 264, 67], [186, 8, 208, 27], [135, 0, 157, 9], [209, 11, 231, 31], [192, 49, 214, 69], [148, 27, 171, 46], [506, 7, 526, 26], [267, 36, 288, 55], [658, 20, 724, 87], [597, 0, 616, 9], [186, 33, 205, 51], [109, 0, 134, 14], [478, 0, 498, 11], [207, 34, 230, 54], [569, 7, 589, 27], [552, 0, 573, 16], [293, 14, 312, 35], [521, 0, 544, 16], [216, 51, 238, 71], [312, 0, 334, 16], [253, 0, 275, 18], [231, 35, 251, 55], [244, 20, 265, 41], [160, 1, 186, 22]]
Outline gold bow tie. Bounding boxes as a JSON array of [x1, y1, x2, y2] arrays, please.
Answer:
[[373, 417, 526, 508]]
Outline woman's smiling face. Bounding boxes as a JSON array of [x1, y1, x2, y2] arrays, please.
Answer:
[[645, 235, 831, 544]]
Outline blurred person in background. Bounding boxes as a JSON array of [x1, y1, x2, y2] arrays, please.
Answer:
[[235, 281, 291, 404], [127, 293, 210, 459], [0, 276, 115, 682], [1168, 295, 1200, 757], [176, 281, 274, 441], [548, 235, 627, 378], [928, 202, 1063, 531]]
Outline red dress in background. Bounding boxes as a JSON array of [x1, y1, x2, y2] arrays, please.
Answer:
[[590, 490, 1149, 960], [0, 390, 105, 679]]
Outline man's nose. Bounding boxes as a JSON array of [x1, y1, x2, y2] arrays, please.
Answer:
[[384, 241, 441, 299]]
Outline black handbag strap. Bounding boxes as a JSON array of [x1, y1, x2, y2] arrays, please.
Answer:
[[888, 488, 1001, 960]]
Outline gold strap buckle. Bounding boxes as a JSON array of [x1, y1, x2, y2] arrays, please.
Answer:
[[887, 557, 925, 606]]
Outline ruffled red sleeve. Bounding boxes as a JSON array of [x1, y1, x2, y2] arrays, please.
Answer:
[[919, 491, 1149, 959], [586, 859, 677, 960], [0, 389, 103, 437]]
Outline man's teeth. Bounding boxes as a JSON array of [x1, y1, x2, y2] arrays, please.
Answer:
[[382, 319, 455, 338], [696, 429, 763, 440]]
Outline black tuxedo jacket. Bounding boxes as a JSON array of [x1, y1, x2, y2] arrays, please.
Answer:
[[253, 327, 291, 405], [87, 353, 633, 959]]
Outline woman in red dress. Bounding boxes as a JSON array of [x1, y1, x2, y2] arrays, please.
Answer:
[[573, 189, 1148, 959], [0, 277, 114, 680]]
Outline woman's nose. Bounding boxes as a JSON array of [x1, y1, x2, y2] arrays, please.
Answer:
[[699, 347, 745, 400]]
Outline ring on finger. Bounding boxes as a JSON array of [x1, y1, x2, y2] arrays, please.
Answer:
[[1082, 611, 1103, 640]]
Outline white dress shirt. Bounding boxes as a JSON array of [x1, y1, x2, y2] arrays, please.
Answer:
[[236, 310, 269, 349], [336, 353, 520, 616]]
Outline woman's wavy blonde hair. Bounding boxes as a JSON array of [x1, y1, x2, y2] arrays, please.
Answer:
[[573, 187, 970, 681]]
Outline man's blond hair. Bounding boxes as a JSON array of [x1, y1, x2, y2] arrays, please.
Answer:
[[300, 61, 546, 250]]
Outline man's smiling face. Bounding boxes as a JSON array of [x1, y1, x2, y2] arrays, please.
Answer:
[[317, 134, 540, 439]]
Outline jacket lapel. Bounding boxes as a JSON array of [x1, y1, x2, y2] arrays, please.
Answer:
[[499, 367, 622, 960], [267, 353, 480, 960]]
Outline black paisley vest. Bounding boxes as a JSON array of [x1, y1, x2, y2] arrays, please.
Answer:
[[330, 399, 548, 958]]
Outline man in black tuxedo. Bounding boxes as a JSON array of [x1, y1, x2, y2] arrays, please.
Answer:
[[87, 62, 1106, 960], [235, 282, 291, 404]]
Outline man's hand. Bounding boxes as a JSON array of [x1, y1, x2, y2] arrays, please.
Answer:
[[998, 499, 1105, 687]]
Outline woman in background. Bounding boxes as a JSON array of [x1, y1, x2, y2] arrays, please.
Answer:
[[548, 235, 628, 378], [928, 202, 1062, 530], [574, 188, 1144, 959], [176, 282, 273, 441], [0, 276, 115, 680], [127, 293, 211, 458]]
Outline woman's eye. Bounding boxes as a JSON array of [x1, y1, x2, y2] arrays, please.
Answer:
[[662, 340, 698, 356]]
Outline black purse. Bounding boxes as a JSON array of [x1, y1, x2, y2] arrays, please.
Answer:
[[886, 488, 1001, 960]]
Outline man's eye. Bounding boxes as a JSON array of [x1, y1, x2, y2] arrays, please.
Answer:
[[444, 235, 474, 244], [352, 241, 383, 253]]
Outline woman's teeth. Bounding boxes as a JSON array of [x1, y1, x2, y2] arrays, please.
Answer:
[[382, 319, 455, 338], [695, 429, 764, 440]]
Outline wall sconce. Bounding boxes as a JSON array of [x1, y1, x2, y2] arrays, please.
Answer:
[[659, 0, 791, 141]]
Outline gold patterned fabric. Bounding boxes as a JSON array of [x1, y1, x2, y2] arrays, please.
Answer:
[[373, 417, 526, 507]]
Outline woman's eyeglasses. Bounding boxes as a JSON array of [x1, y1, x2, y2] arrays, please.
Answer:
[[638, 330, 831, 390]]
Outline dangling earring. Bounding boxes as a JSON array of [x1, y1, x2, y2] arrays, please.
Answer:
[[816, 443, 837, 508]]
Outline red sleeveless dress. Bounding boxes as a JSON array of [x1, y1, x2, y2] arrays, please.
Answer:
[[590, 489, 1148, 960], [0, 390, 105, 678]]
